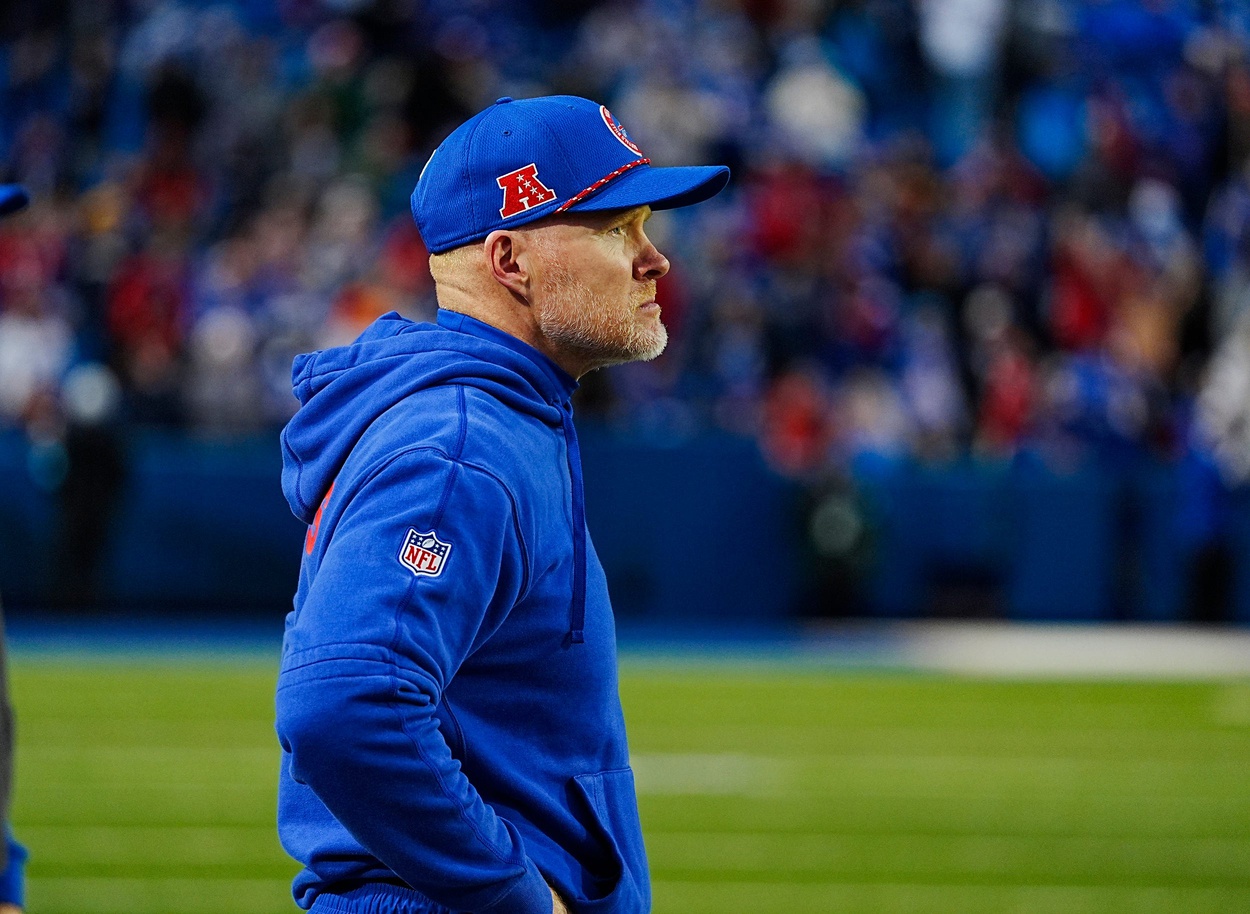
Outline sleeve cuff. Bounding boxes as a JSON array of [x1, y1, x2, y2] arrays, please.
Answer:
[[478, 857, 552, 914], [0, 831, 27, 907]]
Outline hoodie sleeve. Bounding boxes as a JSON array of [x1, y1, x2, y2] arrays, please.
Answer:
[[276, 446, 552, 914], [0, 828, 26, 907]]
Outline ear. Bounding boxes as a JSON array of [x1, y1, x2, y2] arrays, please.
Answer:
[[483, 230, 532, 302]]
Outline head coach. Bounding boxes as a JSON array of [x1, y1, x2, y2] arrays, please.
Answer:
[[274, 96, 729, 914]]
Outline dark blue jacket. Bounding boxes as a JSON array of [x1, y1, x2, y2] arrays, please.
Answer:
[[275, 310, 648, 914]]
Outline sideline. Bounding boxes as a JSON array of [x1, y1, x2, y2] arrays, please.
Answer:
[[6, 614, 1250, 677]]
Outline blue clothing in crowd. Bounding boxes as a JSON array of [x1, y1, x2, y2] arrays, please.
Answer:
[[275, 310, 648, 914]]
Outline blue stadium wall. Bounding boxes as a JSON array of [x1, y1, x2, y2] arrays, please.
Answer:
[[1, 428, 1248, 624]]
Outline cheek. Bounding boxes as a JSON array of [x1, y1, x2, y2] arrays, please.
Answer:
[[539, 242, 633, 308], [584, 239, 633, 277], [597, 253, 637, 295]]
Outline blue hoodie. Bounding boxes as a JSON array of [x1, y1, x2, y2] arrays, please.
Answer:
[[275, 310, 649, 914], [0, 831, 25, 907]]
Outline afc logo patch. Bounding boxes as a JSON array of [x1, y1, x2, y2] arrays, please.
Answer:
[[497, 164, 557, 219], [399, 529, 452, 577]]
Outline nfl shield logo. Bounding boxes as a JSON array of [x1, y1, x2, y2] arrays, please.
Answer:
[[399, 529, 451, 578]]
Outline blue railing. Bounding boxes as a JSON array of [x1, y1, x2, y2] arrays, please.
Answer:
[[0, 428, 1246, 624]]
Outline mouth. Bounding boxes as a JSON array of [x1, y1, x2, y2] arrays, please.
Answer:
[[638, 301, 660, 314]]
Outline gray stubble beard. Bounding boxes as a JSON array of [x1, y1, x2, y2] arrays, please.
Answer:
[[537, 258, 668, 371]]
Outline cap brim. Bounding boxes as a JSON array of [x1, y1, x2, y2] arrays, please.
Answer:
[[568, 164, 729, 214], [0, 185, 29, 217]]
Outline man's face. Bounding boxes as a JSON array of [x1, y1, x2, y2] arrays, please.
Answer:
[[526, 205, 671, 376]]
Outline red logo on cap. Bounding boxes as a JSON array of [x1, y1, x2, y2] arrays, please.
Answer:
[[600, 106, 643, 156], [497, 164, 556, 219]]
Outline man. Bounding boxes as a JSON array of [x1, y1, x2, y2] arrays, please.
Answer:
[[275, 96, 728, 914], [0, 182, 34, 914]]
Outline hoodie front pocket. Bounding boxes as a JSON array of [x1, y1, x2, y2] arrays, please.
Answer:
[[570, 767, 651, 913]]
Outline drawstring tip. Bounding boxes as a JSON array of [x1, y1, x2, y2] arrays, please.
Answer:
[[569, 629, 585, 645]]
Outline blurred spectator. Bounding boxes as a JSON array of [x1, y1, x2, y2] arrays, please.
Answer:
[[106, 231, 190, 424], [764, 36, 866, 170], [917, 0, 1009, 164], [1196, 312, 1250, 485], [52, 362, 127, 608], [0, 202, 74, 428]]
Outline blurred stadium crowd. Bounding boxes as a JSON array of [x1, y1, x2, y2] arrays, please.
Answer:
[[3, 0, 1250, 491]]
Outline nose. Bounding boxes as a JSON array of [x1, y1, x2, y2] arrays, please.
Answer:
[[635, 231, 670, 281]]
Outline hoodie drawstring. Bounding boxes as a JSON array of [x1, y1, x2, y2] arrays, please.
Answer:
[[559, 405, 587, 645]]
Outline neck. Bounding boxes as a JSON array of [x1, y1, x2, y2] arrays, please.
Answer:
[[436, 288, 593, 379]]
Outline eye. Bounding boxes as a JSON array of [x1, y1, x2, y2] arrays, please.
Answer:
[[607, 225, 626, 236]]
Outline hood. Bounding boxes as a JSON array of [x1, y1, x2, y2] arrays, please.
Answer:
[[281, 310, 576, 524]]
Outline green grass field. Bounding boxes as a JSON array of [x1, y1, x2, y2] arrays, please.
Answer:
[[10, 656, 1250, 913]]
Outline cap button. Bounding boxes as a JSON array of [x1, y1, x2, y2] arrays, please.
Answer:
[[495, 96, 513, 104]]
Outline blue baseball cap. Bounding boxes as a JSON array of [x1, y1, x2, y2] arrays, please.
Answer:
[[411, 95, 729, 253], [0, 185, 29, 217]]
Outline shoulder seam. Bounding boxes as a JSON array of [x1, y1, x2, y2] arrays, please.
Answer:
[[352, 445, 532, 600]]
